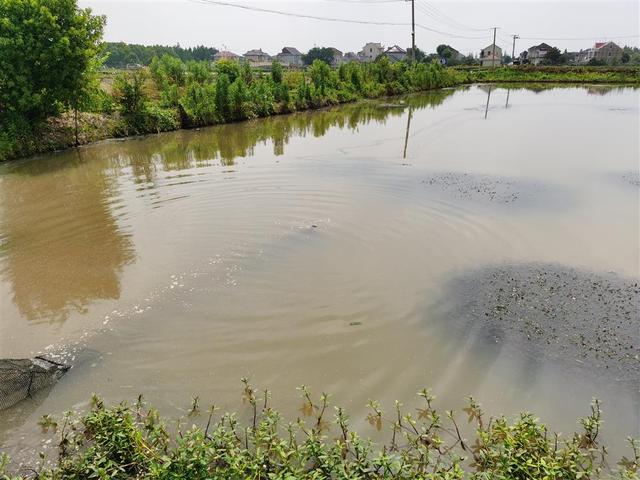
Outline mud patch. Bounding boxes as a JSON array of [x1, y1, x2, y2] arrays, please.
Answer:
[[440, 264, 640, 382]]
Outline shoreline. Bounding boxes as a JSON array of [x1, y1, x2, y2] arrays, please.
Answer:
[[3, 79, 639, 165]]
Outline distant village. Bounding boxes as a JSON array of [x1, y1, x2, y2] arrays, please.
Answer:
[[212, 41, 627, 67]]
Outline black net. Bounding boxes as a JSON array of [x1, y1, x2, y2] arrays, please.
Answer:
[[0, 357, 69, 411]]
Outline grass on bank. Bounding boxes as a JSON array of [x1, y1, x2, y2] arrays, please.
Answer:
[[1, 381, 638, 479], [466, 65, 640, 84]]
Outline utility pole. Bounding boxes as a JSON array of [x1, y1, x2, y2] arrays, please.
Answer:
[[511, 34, 519, 62], [491, 27, 497, 68], [409, 0, 416, 63]]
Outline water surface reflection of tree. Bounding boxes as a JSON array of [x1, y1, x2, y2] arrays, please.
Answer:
[[0, 150, 135, 323], [97, 90, 458, 180]]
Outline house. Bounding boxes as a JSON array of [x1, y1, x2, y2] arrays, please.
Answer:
[[328, 48, 344, 66], [243, 49, 272, 64], [593, 41, 623, 63], [381, 45, 407, 63], [577, 42, 623, 64], [576, 47, 596, 64], [526, 43, 553, 65], [359, 42, 385, 62], [275, 47, 303, 67], [480, 44, 502, 67], [438, 46, 464, 65], [517, 50, 528, 64], [213, 50, 241, 62], [343, 52, 361, 63], [450, 47, 464, 61]]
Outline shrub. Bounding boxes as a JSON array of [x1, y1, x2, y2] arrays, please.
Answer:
[[180, 82, 217, 127], [113, 70, 149, 134], [146, 104, 180, 132], [1, 385, 637, 479]]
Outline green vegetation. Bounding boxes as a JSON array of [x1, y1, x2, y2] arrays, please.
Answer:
[[0, 0, 106, 153], [465, 65, 640, 84], [1, 0, 639, 163], [1, 31, 469, 162], [303, 47, 337, 66], [0, 383, 638, 479], [104, 43, 218, 68]]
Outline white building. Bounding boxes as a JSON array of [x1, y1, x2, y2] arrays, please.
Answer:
[[480, 44, 502, 67], [526, 43, 553, 65], [358, 42, 385, 62], [275, 47, 303, 67]]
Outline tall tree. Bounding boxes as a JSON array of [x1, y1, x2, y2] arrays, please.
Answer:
[[303, 47, 335, 66], [0, 0, 106, 129]]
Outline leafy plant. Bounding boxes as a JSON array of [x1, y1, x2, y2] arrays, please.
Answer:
[[1, 384, 637, 480]]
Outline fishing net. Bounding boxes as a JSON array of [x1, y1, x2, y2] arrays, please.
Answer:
[[0, 357, 69, 411]]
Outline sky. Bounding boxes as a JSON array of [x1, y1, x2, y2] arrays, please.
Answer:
[[78, 0, 640, 56]]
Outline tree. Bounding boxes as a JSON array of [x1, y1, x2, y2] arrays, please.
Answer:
[[309, 59, 332, 95], [113, 70, 149, 133], [215, 73, 231, 121], [406, 47, 426, 63], [542, 47, 562, 65], [0, 0, 105, 129], [436, 44, 454, 59], [271, 60, 283, 84], [303, 47, 335, 66]]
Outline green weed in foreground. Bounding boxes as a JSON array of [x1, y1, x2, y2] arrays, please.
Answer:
[[1, 381, 638, 479]]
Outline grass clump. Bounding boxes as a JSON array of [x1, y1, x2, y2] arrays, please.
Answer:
[[1, 381, 638, 479]]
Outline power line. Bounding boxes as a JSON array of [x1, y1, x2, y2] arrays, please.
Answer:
[[188, 0, 637, 45], [417, 0, 489, 32], [188, 0, 412, 26], [415, 2, 487, 34], [189, 0, 491, 39]]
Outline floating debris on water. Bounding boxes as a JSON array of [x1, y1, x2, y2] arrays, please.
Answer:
[[421, 172, 530, 204], [440, 263, 640, 382], [622, 171, 640, 187]]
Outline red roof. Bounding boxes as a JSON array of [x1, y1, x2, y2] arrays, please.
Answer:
[[595, 42, 606, 49]]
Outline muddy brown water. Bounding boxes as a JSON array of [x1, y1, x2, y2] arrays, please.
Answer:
[[0, 85, 638, 460]]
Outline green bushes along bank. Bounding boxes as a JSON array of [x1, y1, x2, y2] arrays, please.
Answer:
[[1, 56, 469, 161], [1, 383, 638, 479]]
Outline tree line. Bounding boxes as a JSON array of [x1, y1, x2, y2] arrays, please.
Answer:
[[104, 43, 219, 68]]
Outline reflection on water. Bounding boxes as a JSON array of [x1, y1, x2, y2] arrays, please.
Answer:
[[0, 90, 453, 328], [0, 150, 135, 323], [0, 84, 638, 458]]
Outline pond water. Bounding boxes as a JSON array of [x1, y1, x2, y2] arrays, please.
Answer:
[[0, 85, 638, 458]]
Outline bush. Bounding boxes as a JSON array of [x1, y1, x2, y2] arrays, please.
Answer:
[[146, 104, 180, 132], [113, 70, 149, 134], [180, 82, 217, 127], [1, 384, 638, 479]]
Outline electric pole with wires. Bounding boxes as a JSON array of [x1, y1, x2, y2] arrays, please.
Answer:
[[511, 34, 520, 63], [491, 26, 498, 68], [407, 0, 416, 63]]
